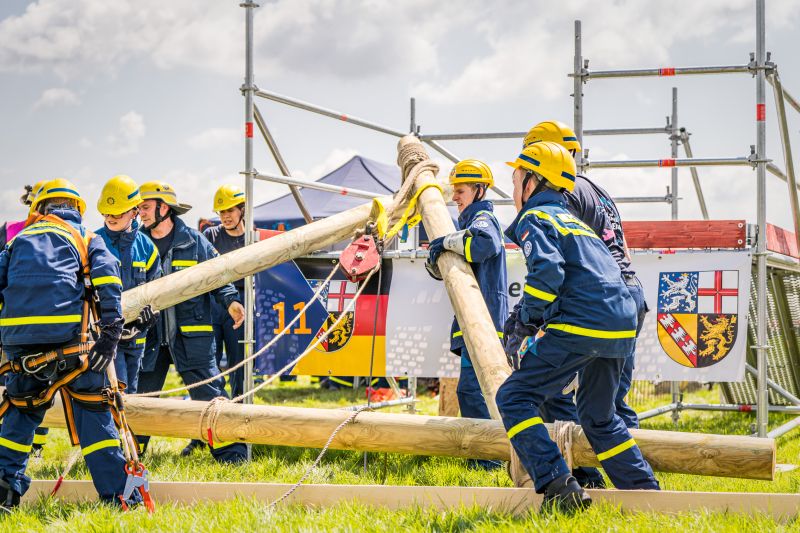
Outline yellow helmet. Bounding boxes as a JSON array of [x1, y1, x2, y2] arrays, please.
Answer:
[[523, 120, 581, 154], [213, 184, 245, 213], [139, 180, 192, 215], [448, 159, 494, 188], [97, 175, 142, 216], [506, 141, 577, 192], [31, 178, 87, 215]]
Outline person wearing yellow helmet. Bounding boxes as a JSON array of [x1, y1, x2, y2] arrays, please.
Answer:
[[496, 141, 659, 513], [203, 184, 246, 400], [524, 121, 644, 433], [425, 160, 507, 470], [95, 175, 162, 395], [136, 180, 247, 464], [0, 178, 142, 509]]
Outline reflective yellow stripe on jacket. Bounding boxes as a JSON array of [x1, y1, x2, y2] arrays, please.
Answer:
[[0, 436, 32, 454], [0, 315, 82, 327], [596, 438, 637, 462], [91, 275, 122, 287], [180, 325, 213, 333], [82, 439, 120, 456], [172, 260, 197, 268], [524, 284, 556, 302], [546, 323, 636, 339], [507, 417, 543, 439]]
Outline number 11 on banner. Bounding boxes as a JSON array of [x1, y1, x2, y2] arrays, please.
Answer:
[[272, 301, 313, 335]]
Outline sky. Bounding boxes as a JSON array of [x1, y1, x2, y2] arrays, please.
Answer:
[[1, 0, 799, 232]]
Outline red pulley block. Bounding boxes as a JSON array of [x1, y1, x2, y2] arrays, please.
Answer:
[[339, 234, 381, 282]]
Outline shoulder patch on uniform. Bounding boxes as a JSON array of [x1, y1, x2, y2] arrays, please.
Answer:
[[473, 219, 490, 229], [523, 241, 533, 257]]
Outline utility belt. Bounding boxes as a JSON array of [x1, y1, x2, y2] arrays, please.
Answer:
[[0, 341, 129, 449]]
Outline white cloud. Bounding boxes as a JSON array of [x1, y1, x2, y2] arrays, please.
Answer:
[[108, 111, 145, 156], [32, 87, 79, 109], [186, 128, 240, 151]]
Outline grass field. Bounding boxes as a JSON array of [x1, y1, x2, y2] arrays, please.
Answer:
[[2, 377, 799, 532]]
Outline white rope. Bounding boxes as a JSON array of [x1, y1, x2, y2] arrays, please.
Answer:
[[553, 419, 576, 471]]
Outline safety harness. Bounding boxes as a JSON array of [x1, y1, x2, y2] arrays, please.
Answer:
[[0, 213, 154, 511]]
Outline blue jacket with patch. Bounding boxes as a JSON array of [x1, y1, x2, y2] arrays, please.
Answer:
[[142, 216, 240, 372], [0, 208, 123, 346], [450, 200, 508, 353], [505, 190, 636, 358], [96, 219, 162, 349]]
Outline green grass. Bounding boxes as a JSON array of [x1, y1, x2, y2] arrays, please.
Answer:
[[4, 376, 800, 531]]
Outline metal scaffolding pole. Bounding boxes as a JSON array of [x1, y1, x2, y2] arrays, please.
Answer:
[[755, 0, 769, 438], [256, 89, 407, 138], [490, 195, 670, 207], [423, 138, 512, 199], [585, 157, 752, 169], [573, 20, 585, 173], [670, 88, 679, 220], [584, 65, 751, 80], [252, 104, 313, 224], [254, 172, 382, 200], [416, 126, 668, 142], [768, 74, 800, 114], [679, 129, 711, 220], [770, 72, 800, 250], [240, 0, 257, 460]]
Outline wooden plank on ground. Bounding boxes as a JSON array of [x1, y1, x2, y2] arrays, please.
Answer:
[[23, 481, 800, 521], [767, 223, 800, 258], [623, 220, 747, 249]]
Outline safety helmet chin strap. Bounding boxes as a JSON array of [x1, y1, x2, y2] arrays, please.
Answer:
[[472, 184, 487, 203], [521, 171, 550, 205]]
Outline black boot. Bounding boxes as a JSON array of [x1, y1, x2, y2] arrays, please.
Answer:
[[541, 474, 592, 514], [0, 479, 20, 515], [181, 439, 206, 457]]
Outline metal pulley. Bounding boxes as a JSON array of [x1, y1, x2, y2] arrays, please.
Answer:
[[340, 230, 381, 282]]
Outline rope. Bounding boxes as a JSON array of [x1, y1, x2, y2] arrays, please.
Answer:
[[195, 268, 378, 446], [553, 419, 576, 471], [131, 267, 339, 398], [267, 406, 371, 509]]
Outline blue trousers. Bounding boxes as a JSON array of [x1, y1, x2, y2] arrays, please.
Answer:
[[496, 339, 659, 493], [137, 346, 247, 464], [0, 345, 137, 503], [213, 304, 244, 400], [115, 344, 144, 395], [456, 349, 500, 470], [539, 276, 648, 431]]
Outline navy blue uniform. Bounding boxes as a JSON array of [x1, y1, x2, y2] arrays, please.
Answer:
[[496, 190, 658, 493], [447, 202, 508, 432], [203, 225, 245, 398], [0, 208, 134, 502], [138, 216, 246, 463], [542, 174, 645, 429], [96, 220, 161, 394]]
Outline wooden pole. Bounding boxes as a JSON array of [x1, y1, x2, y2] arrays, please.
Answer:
[[396, 135, 511, 419], [23, 480, 800, 521], [41, 397, 775, 480], [119, 197, 389, 322]]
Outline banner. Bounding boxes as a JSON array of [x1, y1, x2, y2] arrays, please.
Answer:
[[254, 250, 751, 382]]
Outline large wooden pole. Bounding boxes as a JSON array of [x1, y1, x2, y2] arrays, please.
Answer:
[[120, 198, 388, 322], [396, 136, 511, 419], [42, 397, 775, 480]]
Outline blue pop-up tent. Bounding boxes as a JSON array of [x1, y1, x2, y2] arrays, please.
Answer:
[[253, 155, 400, 231]]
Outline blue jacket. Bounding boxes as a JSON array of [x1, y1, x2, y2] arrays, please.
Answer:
[[96, 220, 162, 349], [505, 190, 636, 358], [142, 216, 240, 372], [0, 208, 123, 346], [450, 200, 508, 353]]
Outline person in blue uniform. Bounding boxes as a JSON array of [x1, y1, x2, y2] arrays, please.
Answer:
[[136, 180, 248, 463], [497, 142, 659, 513], [522, 120, 645, 430], [425, 159, 508, 470], [0, 179, 140, 510], [95, 175, 161, 395], [203, 184, 247, 399]]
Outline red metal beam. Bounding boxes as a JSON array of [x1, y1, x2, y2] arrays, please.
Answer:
[[766, 223, 799, 259], [623, 220, 746, 250]]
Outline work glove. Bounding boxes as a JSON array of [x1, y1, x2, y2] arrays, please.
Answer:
[[503, 315, 538, 371], [425, 237, 445, 280], [89, 320, 122, 373], [121, 305, 159, 340]]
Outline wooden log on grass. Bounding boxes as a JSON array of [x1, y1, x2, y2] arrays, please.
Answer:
[[42, 396, 776, 480], [397, 136, 511, 420]]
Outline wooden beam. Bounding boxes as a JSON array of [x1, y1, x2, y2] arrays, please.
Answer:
[[23, 481, 800, 521], [766, 223, 800, 259], [623, 220, 747, 250], [41, 396, 776, 480], [397, 135, 511, 420]]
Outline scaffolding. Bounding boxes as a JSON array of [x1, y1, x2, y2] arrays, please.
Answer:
[[239, 1, 800, 438]]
